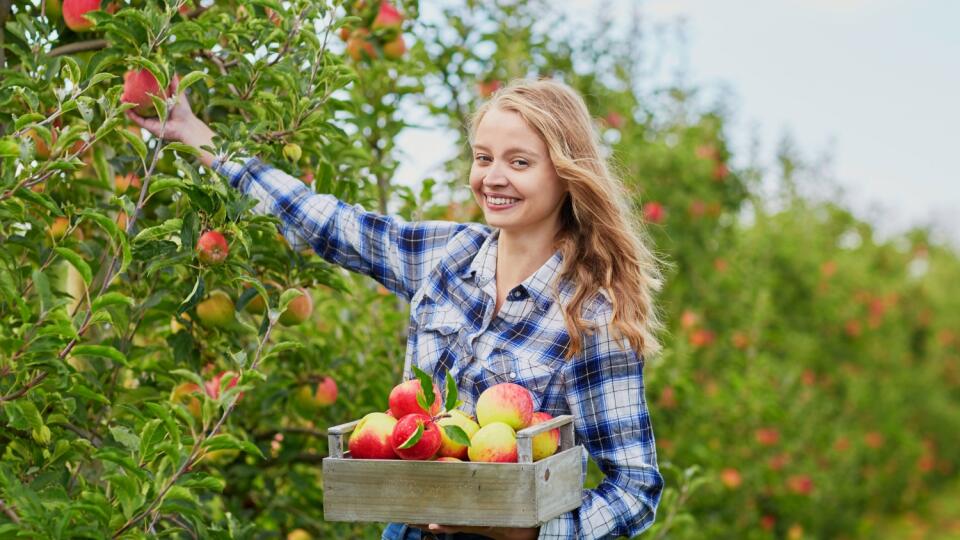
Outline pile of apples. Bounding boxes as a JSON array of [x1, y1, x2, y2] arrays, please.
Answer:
[[348, 369, 561, 463]]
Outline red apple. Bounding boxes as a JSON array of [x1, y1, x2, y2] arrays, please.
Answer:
[[643, 201, 666, 224], [62, 0, 101, 31], [435, 456, 462, 462], [293, 376, 338, 412], [49, 217, 70, 240], [391, 413, 442, 460], [122, 69, 165, 118], [477, 79, 502, 99], [114, 172, 142, 194], [372, 2, 403, 30], [475, 382, 533, 430], [348, 412, 398, 459], [605, 112, 624, 130], [468, 422, 517, 463], [528, 411, 560, 461], [204, 370, 240, 400], [278, 287, 313, 326], [388, 378, 441, 418], [196, 230, 229, 265]]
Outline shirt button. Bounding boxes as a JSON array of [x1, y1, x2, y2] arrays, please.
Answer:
[[509, 372, 517, 379]]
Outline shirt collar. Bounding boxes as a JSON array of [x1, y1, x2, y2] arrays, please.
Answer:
[[460, 229, 566, 313]]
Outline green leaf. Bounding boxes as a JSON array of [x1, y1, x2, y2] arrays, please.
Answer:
[[117, 126, 147, 161], [412, 366, 435, 414], [176, 71, 211, 94], [278, 288, 304, 313], [32, 268, 53, 313], [397, 421, 424, 450], [444, 371, 458, 413], [54, 247, 92, 285], [71, 344, 127, 365], [110, 425, 140, 451], [165, 142, 200, 156], [148, 176, 185, 195], [443, 424, 471, 447], [92, 292, 135, 311]]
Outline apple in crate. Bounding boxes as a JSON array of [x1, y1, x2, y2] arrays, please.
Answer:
[[468, 422, 518, 463], [436, 410, 480, 460], [348, 412, 398, 459], [529, 411, 561, 461], [476, 382, 534, 430], [388, 379, 441, 418], [391, 413, 442, 460]]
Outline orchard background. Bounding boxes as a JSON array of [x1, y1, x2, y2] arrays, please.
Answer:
[[1, 0, 959, 538]]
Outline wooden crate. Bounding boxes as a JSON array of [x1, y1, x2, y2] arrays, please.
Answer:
[[322, 414, 583, 527]]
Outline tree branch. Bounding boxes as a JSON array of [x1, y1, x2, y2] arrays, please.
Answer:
[[48, 39, 109, 58]]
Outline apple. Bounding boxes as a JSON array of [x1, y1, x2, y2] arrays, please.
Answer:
[[348, 412, 398, 459], [204, 370, 240, 400], [477, 79, 502, 99], [605, 112, 624, 130], [301, 169, 315, 185], [114, 172, 141, 194], [287, 530, 312, 540], [435, 456, 462, 462], [27, 129, 53, 159], [391, 413, 442, 460], [293, 376, 338, 412], [121, 69, 165, 117], [171, 382, 202, 420], [346, 29, 376, 61], [388, 378, 441, 418], [372, 2, 403, 30], [382, 35, 406, 60], [170, 312, 191, 333], [196, 291, 235, 328], [475, 382, 533, 430], [436, 410, 480, 460], [278, 287, 313, 326], [642, 201, 665, 224], [115, 211, 129, 231], [62, 0, 101, 31], [468, 422, 517, 463], [528, 411, 560, 461], [49, 217, 70, 240], [282, 143, 302, 163], [338, 26, 351, 41], [196, 230, 229, 265]]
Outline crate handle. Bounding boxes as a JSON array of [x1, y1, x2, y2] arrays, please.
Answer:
[[326, 419, 362, 458], [516, 414, 575, 464]]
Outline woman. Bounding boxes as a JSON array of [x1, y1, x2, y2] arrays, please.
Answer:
[[129, 77, 665, 540]]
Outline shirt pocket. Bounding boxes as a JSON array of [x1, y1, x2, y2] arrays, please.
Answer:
[[413, 300, 466, 379], [481, 346, 560, 410]]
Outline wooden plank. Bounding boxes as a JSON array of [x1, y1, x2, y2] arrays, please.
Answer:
[[535, 446, 583, 523], [322, 446, 582, 527]]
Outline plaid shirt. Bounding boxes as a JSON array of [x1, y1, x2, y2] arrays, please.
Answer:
[[214, 157, 664, 539]]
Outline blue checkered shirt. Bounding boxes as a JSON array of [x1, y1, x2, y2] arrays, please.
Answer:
[[214, 157, 664, 539]]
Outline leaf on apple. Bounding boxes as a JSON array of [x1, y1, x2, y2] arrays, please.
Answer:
[[444, 370, 458, 412], [443, 424, 471, 447], [412, 366, 434, 413], [397, 421, 424, 450]]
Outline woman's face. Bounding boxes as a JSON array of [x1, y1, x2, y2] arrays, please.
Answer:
[[469, 107, 567, 236]]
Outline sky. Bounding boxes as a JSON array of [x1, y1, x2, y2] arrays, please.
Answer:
[[395, 0, 960, 245]]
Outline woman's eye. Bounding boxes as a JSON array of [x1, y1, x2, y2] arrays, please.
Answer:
[[475, 155, 491, 162], [513, 159, 528, 167]]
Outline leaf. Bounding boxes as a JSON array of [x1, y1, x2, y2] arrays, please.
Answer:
[[92, 292, 135, 311], [165, 142, 200, 156], [412, 366, 435, 414], [110, 425, 140, 451], [397, 421, 424, 450], [54, 247, 92, 285], [117, 127, 147, 161], [442, 424, 472, 447], [32, 268, 53, 313], [71, 345, 127, 365], [444, 371, 458, 413], [176, 71, 211, 94], [278, 288, 304, 313]]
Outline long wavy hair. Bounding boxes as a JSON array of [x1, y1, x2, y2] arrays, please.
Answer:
[[468, 78, 665, 360]]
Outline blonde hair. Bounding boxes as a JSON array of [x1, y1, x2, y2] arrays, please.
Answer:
[[469, 78, 665, 360]]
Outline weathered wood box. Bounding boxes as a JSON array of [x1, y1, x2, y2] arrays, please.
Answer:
[[322, 414, 583, 527]]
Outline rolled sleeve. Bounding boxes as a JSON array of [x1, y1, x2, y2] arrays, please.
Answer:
[[548, 316, 663, 539], [212, 156, 467, 300]]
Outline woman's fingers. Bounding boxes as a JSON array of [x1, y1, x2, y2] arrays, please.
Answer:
[[125, 110, 163, 137]]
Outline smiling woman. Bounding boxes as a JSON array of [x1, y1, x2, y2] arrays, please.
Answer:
[[128, 77, 665, 540]]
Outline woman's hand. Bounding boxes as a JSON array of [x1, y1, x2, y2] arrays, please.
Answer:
[[126, 75, 217, 168], [409, 523, 539, 540]]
